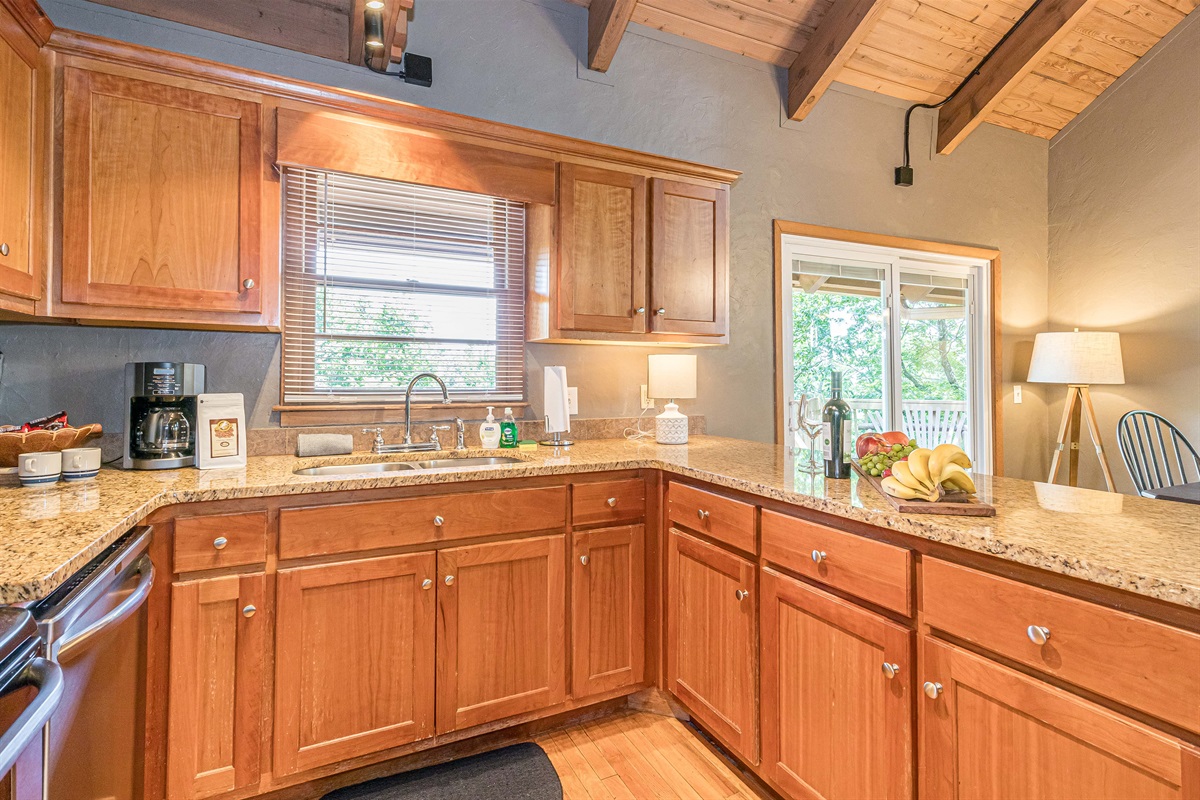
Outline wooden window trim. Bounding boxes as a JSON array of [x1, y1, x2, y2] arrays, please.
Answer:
[[275, 402, 531, 428]]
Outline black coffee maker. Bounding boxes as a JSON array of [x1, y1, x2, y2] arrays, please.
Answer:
[[122, 362, 206, 469]]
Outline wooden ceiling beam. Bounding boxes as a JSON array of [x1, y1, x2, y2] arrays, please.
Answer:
[[936, 0, 1101, 154], [588, 0, 639, 72], [786, 0, 889, 121]]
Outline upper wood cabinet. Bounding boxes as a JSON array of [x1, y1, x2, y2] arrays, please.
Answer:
[[273, 552, 436, 776], [572, 524, 645, 698], [920, 636, 1200, 800], [761, 567, 913, 800], [166, 572, 264, 800], [57, 67, 273, 328], [0, 0, 47, 313], [649, 179, 729, 337]]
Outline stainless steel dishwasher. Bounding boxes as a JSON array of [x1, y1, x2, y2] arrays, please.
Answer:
[[30, 527, 154, 800]]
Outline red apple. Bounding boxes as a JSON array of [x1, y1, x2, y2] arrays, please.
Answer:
[[879, 430, 911, 447], [855, 432, 888, 458]]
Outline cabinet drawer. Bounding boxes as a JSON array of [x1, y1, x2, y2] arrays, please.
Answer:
[[761, 510, 911, 615], [923, 558, 1200, 733], [668, 482, 755, 553], [279, 486, 567, 559], [173, 512, 268, 572], [572, 479, 645, 527]]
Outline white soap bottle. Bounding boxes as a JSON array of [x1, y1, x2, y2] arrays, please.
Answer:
[[479, 407, 502, 449]]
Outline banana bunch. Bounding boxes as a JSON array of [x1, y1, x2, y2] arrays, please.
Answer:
[[880, 443, 976, 502]]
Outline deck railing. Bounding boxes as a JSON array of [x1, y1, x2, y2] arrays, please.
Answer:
[[850, 400, 969, 449]]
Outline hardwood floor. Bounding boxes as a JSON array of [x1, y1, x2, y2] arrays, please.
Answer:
[[534, 710, 761, 799]]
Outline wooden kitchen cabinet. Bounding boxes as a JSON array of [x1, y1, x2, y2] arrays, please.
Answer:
[[649, 179, 729, 337], [920, 636, 1200, 800], [666, 528, 758, 764], [436, 534, 567, 734], [273, 552, 436, 776], [760, 568, 913, 800], [572, 524, 645, 698], [59, 67, 270, 327], [0, 0, 47, 313], [166, 572, 265, 800]]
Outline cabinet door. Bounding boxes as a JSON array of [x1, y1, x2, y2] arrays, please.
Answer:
[[557, 163, 647, 333], [649, 179, 728, 336], [761, 568, 913, 800], [572, 524, 645, 698], [0, 5, 40, 304], [666, 528, 757, 763], [167, 572, 265, 800], [920, 636, 1200, 800], [274, 552, 436, 776], [61, 68, 263, 317], [437, 534, 567, 734]]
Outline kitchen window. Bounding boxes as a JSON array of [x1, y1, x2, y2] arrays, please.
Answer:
[[281, 168, 526, 409], [777, 227, 997, 472]]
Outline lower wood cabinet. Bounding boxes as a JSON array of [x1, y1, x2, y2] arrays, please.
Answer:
[[166, 573, 265, 800], [920, 636, 1200, 800], [273, 553, 437, 776], [666, 528, 758, 764], [760, 568, 913, 800], [436, 535, 567, 734], [572, 525, 645, 697]]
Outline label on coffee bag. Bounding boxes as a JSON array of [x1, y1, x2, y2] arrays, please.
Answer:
[[209, 418, 239, 458]]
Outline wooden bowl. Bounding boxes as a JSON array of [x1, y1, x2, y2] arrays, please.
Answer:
[[0, 424, 104, 468]]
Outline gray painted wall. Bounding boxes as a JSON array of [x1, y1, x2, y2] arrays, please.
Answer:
[[1047, 12, 1200, 493], [0, 0, 1052, 479]]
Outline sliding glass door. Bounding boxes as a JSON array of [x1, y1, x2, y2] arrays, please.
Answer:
[[780, 236, 992, 471]]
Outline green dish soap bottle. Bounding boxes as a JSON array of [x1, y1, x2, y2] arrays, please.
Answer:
[[499, 407, 519, 449]]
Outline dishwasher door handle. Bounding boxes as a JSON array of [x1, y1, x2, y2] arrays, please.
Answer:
[[57, 556, 155, 661], [0, 658, 63, 777]]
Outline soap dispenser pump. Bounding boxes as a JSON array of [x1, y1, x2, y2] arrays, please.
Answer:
[[479, 407, 501, 449]]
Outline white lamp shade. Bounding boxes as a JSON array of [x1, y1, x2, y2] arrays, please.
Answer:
[[1028, 331, 1125, 385], [648, 355, 697, 400]]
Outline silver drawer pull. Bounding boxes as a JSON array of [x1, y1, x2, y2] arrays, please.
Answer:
[[697, 509, 710, 521], [242, 278, 255, 290], [607, 497, 618, 507], [636, 307, 646, 314], [242, 605, 256, 618], [882, 662, 900, 679], [213, 537, 228, 550], [433, 515, 445, 527], [656, 307, 666, 315], [444, 575, 455, 586], [811, 549, 826, 564], [735, 589, 748, 601], [1027, 625, 1050, 646], [421, 579, 432, 590], [580, 555, 590, 566], [923, 681, 942, 699], [0, 243, 9, 257]]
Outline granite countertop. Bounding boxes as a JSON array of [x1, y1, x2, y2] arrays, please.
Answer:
[[2, 436, 1197, 609]]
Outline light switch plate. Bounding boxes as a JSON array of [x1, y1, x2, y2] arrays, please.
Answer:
[[1013, 385, 1023, 404], [567, 387, 578, 415], [640, 384, 655, 410]]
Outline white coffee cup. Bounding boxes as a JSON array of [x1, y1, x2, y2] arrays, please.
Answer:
[[61, 447, 102, 482], [18, 451, 62, 486]]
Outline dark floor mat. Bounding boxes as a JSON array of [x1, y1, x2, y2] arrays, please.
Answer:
[[322, 742, 563, 800]]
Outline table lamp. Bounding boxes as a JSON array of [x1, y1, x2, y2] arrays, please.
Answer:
[[1028, 329, 1124, 491], [648, 354, 697, 445]]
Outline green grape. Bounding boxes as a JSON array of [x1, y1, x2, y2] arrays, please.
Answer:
[[908, 439, 918, 447]]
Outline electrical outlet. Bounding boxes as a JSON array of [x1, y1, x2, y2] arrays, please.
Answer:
[[567, 387, 578, 415], [640, 384, 655, 410], [1013, 385, 1023, 404]]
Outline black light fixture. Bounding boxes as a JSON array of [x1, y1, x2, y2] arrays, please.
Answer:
[[361, 1, 432, 87]]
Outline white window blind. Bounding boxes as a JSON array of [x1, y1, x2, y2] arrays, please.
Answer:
[[282, 168, 526, 405]]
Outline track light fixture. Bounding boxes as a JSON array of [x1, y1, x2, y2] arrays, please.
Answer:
[[360, 2, 433, 87], [363, 4, 385, 50]]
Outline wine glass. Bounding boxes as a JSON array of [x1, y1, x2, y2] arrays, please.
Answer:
[[798, 396, 824, 474]]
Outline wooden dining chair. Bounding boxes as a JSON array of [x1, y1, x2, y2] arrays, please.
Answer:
[[1116, 411, 1200, 497]]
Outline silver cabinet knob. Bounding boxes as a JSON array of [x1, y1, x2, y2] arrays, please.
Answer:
[[811, 549, 826, 564], [242, 278, 255, 289], [1027, 625, 1051, 645], [923, 681, 943, 699], [580, 555, 590, 566], [433, 515, 445, 527], [882, 662, 900, 679], [606, 497, 618, 507], [697, 509, 710, 521], [0, 243, 8, 257], [636, 307, 646, 314], [421, 579, 432, 590], [213, 537, 228, 550], [656, 307, 666, 315], [444, 575, 455, 586], [242, 605, 256, 618], [735, 589, 749, 601]]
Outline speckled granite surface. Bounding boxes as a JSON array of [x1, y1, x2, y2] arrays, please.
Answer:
[[1, 436, 1197, 608]]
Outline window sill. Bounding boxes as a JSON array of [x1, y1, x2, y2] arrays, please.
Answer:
[[275, 402, 530, 428]]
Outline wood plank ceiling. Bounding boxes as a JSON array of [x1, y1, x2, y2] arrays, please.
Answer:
[[572, 0, 1198, 147]]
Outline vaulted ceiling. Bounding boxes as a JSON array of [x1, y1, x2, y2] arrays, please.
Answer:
[[85, 0, 1196, 150]]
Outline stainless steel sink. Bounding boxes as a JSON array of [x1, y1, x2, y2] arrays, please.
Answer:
[[294, 456, 525, 476]]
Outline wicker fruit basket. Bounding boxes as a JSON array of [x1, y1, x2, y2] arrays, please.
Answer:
[[0, 424, 103, 468]]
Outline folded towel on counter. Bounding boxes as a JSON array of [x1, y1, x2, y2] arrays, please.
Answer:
[[296, 433, 355, 457]]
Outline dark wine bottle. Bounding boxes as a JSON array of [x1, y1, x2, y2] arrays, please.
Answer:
[[822, 370, 853, 479]]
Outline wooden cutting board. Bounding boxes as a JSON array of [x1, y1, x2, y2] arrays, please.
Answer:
[[851, 460, 996, 517]]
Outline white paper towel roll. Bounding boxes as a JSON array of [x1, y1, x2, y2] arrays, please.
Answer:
[[544, 366, 571, 434]]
